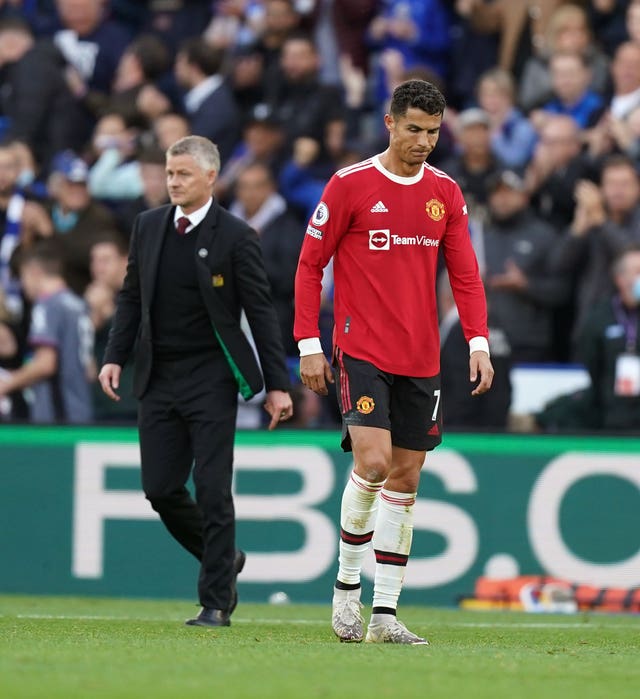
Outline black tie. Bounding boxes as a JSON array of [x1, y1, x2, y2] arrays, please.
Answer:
[[175, 216, 190, 235]]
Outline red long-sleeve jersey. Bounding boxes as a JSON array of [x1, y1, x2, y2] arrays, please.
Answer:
[[294, 154, 488, 377]]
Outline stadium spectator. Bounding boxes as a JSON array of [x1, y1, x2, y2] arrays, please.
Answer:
[[204, 0, 264, 52], [88, 112, 143, 202], [230, 161, 305, 356], [483, 169, 569, 363], [0, 15, 85, 170], [551, 154, 640, 349], [0, 241, 94, 423], [526, 114, 597, 229], [174, 37, 241, 164], [438, 270, 512, 429], [99, 136, 292, 627], [265, 32, 347, 168], [84, 33, 172, 128], [588, 0, 630, 55], [214, 115, 287, 206], [249, 0, 302, 90], [333, 0, 377, 100], [117, 145, 169, 237], [476, 67, 538, 170], [576, 244, 640, 430], [626, 0, 640, 46], [0, 142, 53, 320], [0, 287, 28, 421], [584, 41, 640, 161], [151, 111, 190, 151], [608, 41, 640, 120], [139, 0, 213, 53], [367, 0, 453, 104], [518, 3, 610, 113], [85, 233, 136, 422], [536, 245, 640, 431], [440, 107, 503, 215], [528, 52, 606, 131], [461, 0, 568, 79], [7, 140, 49, 201], [48, 151, 122, 295], [52, 0, 131, 94]]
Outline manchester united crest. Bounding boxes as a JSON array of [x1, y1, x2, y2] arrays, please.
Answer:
[[356, 395, 375, 414], [426, 199, 445, 221]]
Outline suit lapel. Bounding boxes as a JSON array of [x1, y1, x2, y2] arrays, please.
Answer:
[[194, 200, 220, 281], [143, 206, 174, 301]]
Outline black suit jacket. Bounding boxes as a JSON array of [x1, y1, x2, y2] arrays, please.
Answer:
[[103, 201, 290, 400], [188, 81, 241, 165]]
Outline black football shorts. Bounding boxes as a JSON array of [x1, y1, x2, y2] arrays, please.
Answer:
[[332, 347, 443, 452]]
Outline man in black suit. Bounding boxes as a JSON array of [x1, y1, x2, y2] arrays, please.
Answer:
[[98, 136, 292, 628], [174, 38, 241, 165]]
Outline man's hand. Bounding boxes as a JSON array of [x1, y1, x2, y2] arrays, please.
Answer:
[[470, 351, 494, 396], [98, 363, 122, 402], [263, 389, 293, 430], [488, 259, 528, 291], [299, 352, 334, 396]]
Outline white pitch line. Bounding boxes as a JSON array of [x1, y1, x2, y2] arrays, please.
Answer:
[[0, 614, 636, 629], [4, 613, 326, 624]]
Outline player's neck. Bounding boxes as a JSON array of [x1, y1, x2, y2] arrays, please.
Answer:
[[378, 150, 423, 178]]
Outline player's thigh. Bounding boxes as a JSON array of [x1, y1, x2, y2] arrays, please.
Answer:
[[333, 348, 392, 453], [390, 374, 442, 452]]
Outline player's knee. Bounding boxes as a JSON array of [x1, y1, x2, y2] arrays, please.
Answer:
[[355, 456, 391, 484]]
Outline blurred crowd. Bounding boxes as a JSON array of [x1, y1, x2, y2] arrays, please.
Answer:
[[0, 0, 640, 432]]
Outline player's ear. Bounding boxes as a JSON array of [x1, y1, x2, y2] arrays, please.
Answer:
[[383, 113, 394, 133]]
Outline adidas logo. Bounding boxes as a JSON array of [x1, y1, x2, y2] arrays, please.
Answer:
[[370, 200, 388, 213]]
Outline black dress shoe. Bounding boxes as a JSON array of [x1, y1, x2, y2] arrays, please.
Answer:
[[185, 608, 230, 627], [228, 549, 246, 617]]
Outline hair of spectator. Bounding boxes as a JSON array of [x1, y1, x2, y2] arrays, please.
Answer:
[[389, 79, 446, 119], [549, 50, 590, 70], [283, 30, 317, 49], [138, 145, 167, 165], [0, 15, 33, 36], [179, 38, 224, 77], [91, 231, 129, 258], [477, 67, 516, 101], [546, 3, 591, 50], [18, 242, 64, 277], [612, 243, 640, 277], [600, 153, 640, 180], [127, 34, 171, 81], [166, 136, 221, 173]]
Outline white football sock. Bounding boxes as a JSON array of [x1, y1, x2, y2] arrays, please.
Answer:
[[336, 470, 384, 586], [371, 488, 416, 611]]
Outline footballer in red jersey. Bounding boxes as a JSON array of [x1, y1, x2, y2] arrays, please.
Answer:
[[294, 80, 494, 645]]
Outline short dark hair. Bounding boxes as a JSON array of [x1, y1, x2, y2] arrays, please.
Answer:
[[612, 242, 640, 276], [600, 153, 639, 180], [389, 79, 446, 119], [0, 16, 32, 36], [91, 231, 129, 258], [127, 34, 170, 81], [18, 241, 63, 277], [179, 38, 224, 77]]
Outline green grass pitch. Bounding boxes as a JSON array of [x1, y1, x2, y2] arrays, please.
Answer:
[[1, 595, 639, 699]]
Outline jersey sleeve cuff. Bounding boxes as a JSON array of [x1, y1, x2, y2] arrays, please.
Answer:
[[469, 336, 490, 356], [298, 337, 323, 356]]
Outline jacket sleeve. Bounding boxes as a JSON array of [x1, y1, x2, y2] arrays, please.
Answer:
[[102, 217, 142, 366], [233, 229, 290, 392]]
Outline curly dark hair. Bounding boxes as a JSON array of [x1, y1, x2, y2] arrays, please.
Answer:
[[389, 80, 446, 119]]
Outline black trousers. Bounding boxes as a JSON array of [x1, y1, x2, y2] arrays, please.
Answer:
[[138, 351, 238, 610]]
